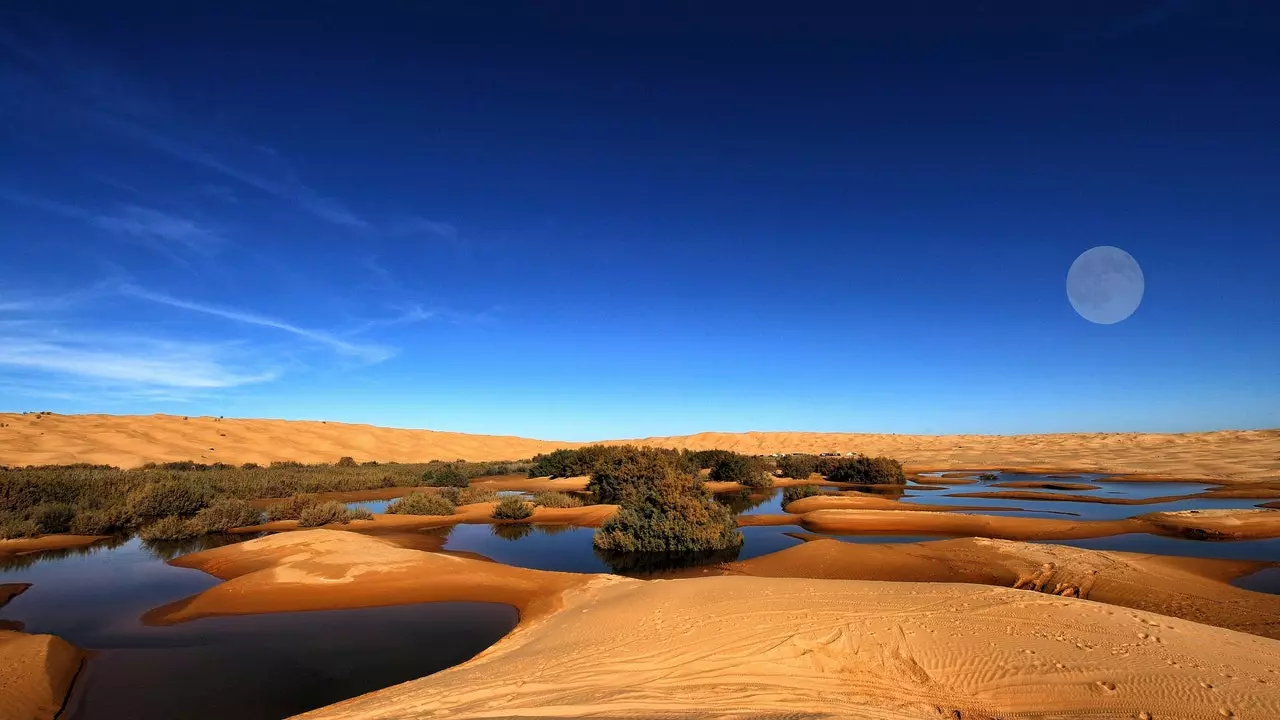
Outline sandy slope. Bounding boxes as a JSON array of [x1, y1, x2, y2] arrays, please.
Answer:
[[141, 531, 1280, 720], [3, 413, 1278, 481], [0, 585, 85, 720]]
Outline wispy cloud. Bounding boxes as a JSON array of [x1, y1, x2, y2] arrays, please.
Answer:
[[121, 285, 394, 362], [0, 189, 221, 260], [0, 335, 277, 389], [392, 217, 459, 240]]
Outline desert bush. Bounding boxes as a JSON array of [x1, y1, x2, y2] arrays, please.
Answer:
[[531, 491, 583, 508], [458, 487, 500, 504], [422, 463, 469, 488], [822, 455, 906, 485], [30, 503, 76, 534], [265, 494, 321, 521], [347, 506, 373, 521], [978, 472, 998, 481], [492, 496, 533, 520], [298, 501, 359, 527], [0, 516, 39, 539], [776, 454, 818, 480], [69, 507, 133, 535], [139, 515, 200, 541], [587, 446, 690, 504], [781, 484, 823, 507], [593, 465, 742, 554], [708, 454, 771, 489], [387, 492, 456, 516], [129, 480, 215, 520], [337, 456, 357, 467], [195, 498, 264, 532], [680, 449, 738, 470]]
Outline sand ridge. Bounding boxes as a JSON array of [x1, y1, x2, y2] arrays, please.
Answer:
[[3, 413, 1279, 482]]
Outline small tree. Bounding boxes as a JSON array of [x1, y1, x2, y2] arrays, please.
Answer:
[[422, 463, 469, 488], [708, 454, 771, 489], [593, 466, 742, 553], [776, 454, 818, 480], [337, 456, 358, 467]]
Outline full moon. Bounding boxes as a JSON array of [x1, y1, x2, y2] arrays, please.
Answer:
[[1066, 246, 1144, 324]]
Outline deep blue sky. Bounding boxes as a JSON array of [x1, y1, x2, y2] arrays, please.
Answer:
[[2, 1, 1277, 439]]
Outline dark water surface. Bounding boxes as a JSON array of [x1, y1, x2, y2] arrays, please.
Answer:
[[0, 537, 517, 720]]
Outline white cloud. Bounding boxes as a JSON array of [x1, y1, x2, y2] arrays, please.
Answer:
[[0, 336, 276, 389], [121, 285, 395, 362]]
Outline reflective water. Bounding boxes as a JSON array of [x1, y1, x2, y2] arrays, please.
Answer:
[[0, 538, 517, 720]]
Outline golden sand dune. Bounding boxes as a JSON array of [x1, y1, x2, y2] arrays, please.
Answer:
[[3, 413, 1279, 482], [144, 531, 1280, 720], [0, 585, 85, 720]]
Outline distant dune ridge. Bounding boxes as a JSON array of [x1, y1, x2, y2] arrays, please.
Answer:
[[1, 413, 1278, 482]]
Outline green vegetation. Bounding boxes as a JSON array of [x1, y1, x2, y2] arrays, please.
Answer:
[[820, 455, 907, 485], [978, 472, 999, 481], [438, 486, 501, 505], [776, 454, 818, 480], [0, 517, 39, 539], [0, 458, 530, 540], [492, 496, 534, 520], [194, 498, 264, 532], [780, 484, 823, 507], [708, 454, 772, 489], [421, 463, 469, 488], [297, 501, 369, 527], [592, 458, 742, 554], [139, 515, 201, 541], [531, 491, 584, 508], [387, 492, 456, 516]]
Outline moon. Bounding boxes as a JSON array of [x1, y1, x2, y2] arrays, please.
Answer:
[[1066, 246, 1144, 324]]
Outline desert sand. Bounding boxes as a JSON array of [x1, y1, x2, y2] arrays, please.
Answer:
[[0, 584, 85, 720], [144, 530, 1280, 720], [3, 413, 1279, 482]]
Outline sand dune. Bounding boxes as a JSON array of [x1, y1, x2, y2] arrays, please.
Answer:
[[140, 530, 1280, 720], [3, 413, 1279, 482], [0, 585, 85, 720]]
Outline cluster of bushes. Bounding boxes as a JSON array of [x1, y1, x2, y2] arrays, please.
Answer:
[[387, 492, 456, 516], [822, 455, 906, 485], [591, 451, 742, 554], [531, 491, 583, 508], [263, 495, 371, 527], [780, 484, 823, 507], [492, 496, 533, 520], [0, 457, 534, 541], [776, 454, 818, 480], [708, 454, 772, 489], [528, 445, 772, 481]]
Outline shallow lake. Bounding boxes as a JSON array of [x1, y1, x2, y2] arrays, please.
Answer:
[[0, 538, 517, 720]]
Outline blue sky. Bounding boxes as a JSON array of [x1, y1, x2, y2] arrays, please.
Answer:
[[1, 1, 1277, 439]]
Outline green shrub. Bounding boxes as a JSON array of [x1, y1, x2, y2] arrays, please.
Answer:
[[195, 498, 264, 532], [457, 487, 500, 505], [139, 515, 200, 541], [776, 454, 818, 480], [587, 446, 689, 504], [492, 496, 533, 520], [0, 516, 39, 539], [387, 492, 456, 516], [30, 503, 75, 534], [781, 484, 823, 507], [129, 480, 215, 520], [531, 491, 583, 508], [978, 472, 998, 481], [422, 463, 469, 488], [593, 466, 742, 553], [347, 506, 373, 521], [337, 456, 357, 467], [708, 454, 771, 489], [680, 449, 738, 470], [69, 507, 132, 535], [265, 494, 320, 521], [822, 455, 906, 485], [298, 501, 359, 527]]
